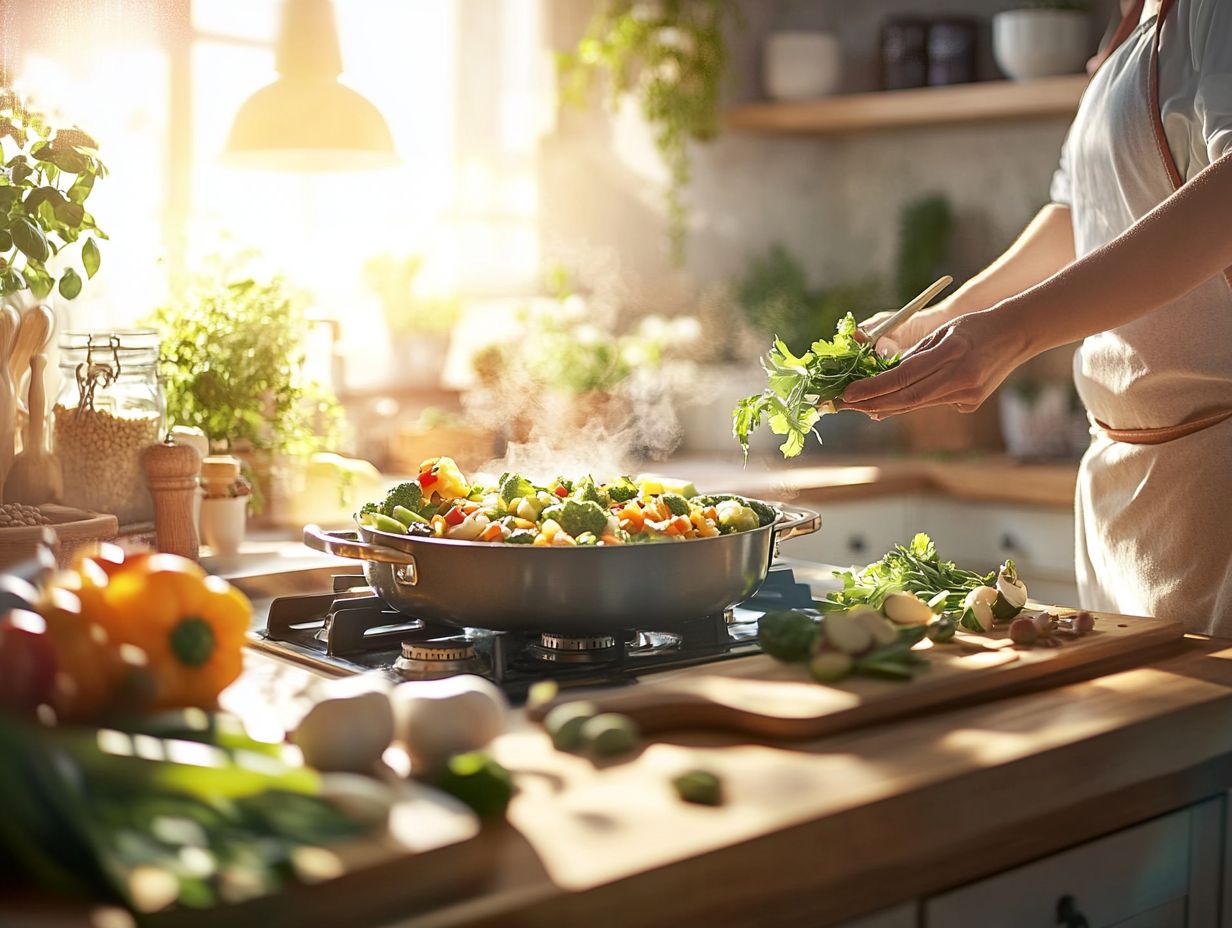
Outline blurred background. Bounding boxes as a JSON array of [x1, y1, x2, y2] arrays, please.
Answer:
[[0, 0, 1117, 485]]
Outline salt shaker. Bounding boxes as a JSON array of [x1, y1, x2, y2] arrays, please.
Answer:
[[140, 438, 202, 559]]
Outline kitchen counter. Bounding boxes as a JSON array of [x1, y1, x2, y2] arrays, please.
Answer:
[[674, 454, 1079, 510], [214, 631, 1232, 928], [219, 558, 1230, 928]]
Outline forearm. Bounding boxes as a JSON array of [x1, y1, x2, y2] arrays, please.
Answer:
[[992, 152, 1232, 358], [950, 203, 1077, 314]]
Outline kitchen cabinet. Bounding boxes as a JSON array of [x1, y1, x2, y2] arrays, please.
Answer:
[[779, 493, 1080, 607], [925, 799, 1224, 928]]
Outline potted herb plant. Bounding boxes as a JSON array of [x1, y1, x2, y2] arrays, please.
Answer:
[[147, 272, 344, 525], [0, 91, 108, 308], [994, 2, 1093, 80], [363, 253, 461, 388], [557, 0, 736, 265]]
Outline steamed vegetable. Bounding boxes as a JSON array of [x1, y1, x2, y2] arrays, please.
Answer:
[[580, 713, 641, 757], [761, 607, 929, 683], [360, 461, 772, 546], [432, 751, 514, 818], [733, 313, 900, 458]]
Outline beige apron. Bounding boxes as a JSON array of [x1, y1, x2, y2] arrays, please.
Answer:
[[1070, 0, 1232, 633]]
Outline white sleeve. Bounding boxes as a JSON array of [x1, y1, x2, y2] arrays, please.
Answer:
[[1190, 0, 1232, 163], [1049, 126, 1075, 206]]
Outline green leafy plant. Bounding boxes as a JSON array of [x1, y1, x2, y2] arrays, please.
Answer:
[[895, 194, 952, 305], [148, 274, 342, 458], [738, 244, 882, 353], [362, 253, 460, 336], [733, 313, 900, 458], [0, 91, 107, 302], [557, 0, 736, 264]]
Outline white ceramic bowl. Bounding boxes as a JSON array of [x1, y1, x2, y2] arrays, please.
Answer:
[[764, 31, 842, 101], [993, 9, 1091, 80]]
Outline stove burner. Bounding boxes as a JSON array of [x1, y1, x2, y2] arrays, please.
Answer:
[[539, 632, 617, 652], [394, 635, 484, 679], [529, 631, 620, 664]]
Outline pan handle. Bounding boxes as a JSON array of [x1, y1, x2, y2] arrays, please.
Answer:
[[303, 524, 418, 567], [773, 506, 821, 542]]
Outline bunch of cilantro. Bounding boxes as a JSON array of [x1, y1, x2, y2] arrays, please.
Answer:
[[817, 533, 993, 616], [732, 313, 899, 458]]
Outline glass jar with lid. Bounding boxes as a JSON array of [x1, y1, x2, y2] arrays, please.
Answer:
[[54, 330, 165, 525]]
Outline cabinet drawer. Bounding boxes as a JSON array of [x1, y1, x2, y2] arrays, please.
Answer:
[[926, 809, 1192, 928], [917, 499, 1075, 577], [778, 497, 914, 568]]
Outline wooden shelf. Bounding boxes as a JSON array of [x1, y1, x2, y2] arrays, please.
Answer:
[[723, 74, 1089, 135]]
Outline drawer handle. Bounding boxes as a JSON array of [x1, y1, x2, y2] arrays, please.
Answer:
[[1056, 895, 1089, 928]]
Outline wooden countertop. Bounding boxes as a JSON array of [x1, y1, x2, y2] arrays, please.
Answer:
[[665, 454, 1079, 510], [399, 634, 1232, 928]]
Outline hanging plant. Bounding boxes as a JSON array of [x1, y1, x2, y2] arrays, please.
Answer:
[[557, 0, 735, 265], [0, 91, 108, 303]]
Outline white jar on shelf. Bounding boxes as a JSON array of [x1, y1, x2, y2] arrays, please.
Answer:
[[764, 31, 842, 101]]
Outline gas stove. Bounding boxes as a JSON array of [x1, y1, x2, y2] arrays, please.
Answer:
[[249, 565, 816, 702]]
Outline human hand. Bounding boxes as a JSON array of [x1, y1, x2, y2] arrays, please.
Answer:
[[841, 309, 1029, 419], [857, 302, 953, 357]]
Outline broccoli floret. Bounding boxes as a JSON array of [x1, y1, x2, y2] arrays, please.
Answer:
[[555, 498, 608, 539], [381, 482, 424, 517], [573, 476, 610, 509], [359, 501, 380, 520], [605, 475, 639, 503], [505, 530, 536, 545], [498, 472, 537, 505], [696, 493, 776, 527], [661, 493, 690, 517]]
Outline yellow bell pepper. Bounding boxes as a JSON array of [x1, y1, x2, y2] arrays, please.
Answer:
[[38, 585, 152, 721], [85, 553, 251, 710]]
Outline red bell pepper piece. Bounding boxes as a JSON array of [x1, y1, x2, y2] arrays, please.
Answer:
[[419, 471, 439, 489], [553, 485, 568, 498], [443, 506, 466, 526]]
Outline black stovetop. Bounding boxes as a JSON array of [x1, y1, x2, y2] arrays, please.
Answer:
[[249, 565, 816, 703]]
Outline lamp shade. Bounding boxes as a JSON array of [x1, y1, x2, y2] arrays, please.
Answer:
[[222, 0, 398, 171]]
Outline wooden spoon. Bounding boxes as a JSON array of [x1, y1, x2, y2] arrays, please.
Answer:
[[6, 354, 62, 505], [8, 304, 54, 415], [0, 306, 19, 498], [862, 275, 954, 345]]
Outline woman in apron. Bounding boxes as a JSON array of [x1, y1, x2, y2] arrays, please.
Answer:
[[843, 0, 1232, 633]]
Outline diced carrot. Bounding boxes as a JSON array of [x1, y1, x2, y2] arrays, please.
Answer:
[[479, 522, 505, 542], [599, 533, 622, 546], [703, 506, 718, 521]]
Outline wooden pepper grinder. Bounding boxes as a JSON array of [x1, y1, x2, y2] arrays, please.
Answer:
[[140, 438, 202, 559]]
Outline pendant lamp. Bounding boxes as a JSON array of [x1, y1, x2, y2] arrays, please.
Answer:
[[223, 0, 398, 170]]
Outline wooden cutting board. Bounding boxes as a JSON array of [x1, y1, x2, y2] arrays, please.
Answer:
[[530, 610, 1185, 741]]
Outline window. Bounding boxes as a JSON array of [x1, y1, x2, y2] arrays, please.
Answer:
[[8, 0, 547, 387]]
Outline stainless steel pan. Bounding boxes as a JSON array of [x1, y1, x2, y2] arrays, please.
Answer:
[[303, 503, 820, 633]]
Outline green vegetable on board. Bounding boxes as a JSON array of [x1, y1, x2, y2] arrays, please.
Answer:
[[732, 313, 900, 458], [758, 610, 817, 662], [672, 769, 724, 806], [818, 533, 992, 618]]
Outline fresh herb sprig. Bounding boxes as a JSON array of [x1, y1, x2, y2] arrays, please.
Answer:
[[732, 313, 899, 458], [817, 533, 992, 616]]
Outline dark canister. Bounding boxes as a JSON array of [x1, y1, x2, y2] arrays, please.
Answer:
[[927, 16, 979, 86], [880, 16, 929, 90]]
